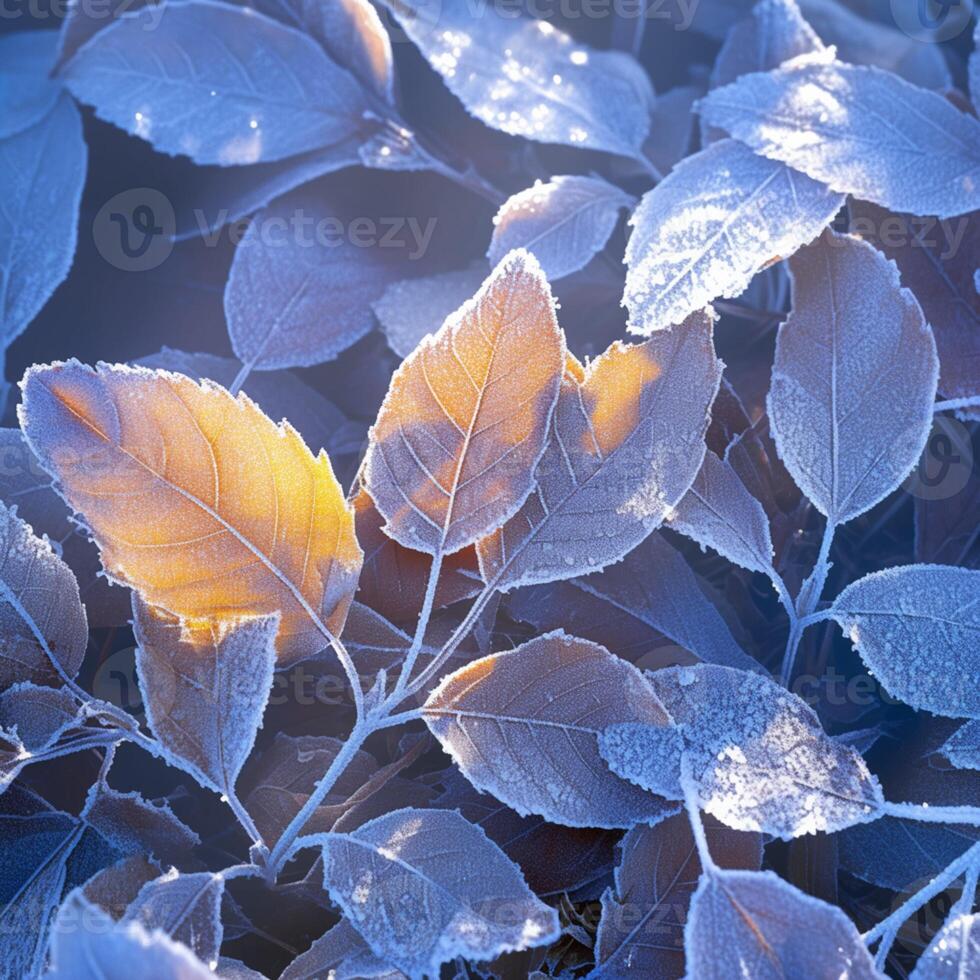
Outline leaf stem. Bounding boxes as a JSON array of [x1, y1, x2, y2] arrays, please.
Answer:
[[934, 396, 980, 414], [392, 549, 444, 699], [229, 359, 256, 397], [882, 801, 980, 827], [681, 760, 716, 872]]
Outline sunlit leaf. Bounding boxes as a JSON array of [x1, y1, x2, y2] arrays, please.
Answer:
[[848, 202, 980, 411], [592, 811, 762, 979], [0, 500, 87, 688], [48, 890, 214, 979], [768, 230, 938, 525], [382, 0, 652, 159], [0, 31, 62, 139], [699, 56, 980, 218], [372, 263, 489, 360], [685, 868, 881, 979], [123, 870, 225, 965], [62, 0, 371, 165], [601, 664, 884, 837], [314, 807, 560, 976], [132, 600, 279, 803], [488, 176, 633, 281], [423, 630, 679, 828], [624, 139, 842, 334], [668, 448, 775, 575], [225, 188, 402, 371], [831, 564, 980, 719], [478, 310, 721, 590], [1, 96, 86, 349], [19, 361, 362, 664], [363, 250, 564, 556]]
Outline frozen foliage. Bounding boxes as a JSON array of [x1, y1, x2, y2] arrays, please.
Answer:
[[601, 665, 884, 838], [700, 56, 980, 218], [768, 231, 938, 526], [488, 176, 634, 281], [941, 720, 980, 772], [831, 565, 980, 719], [313, 808, 560, 977], [0, 32, 63, 139], [910, 912, 980, 979], [624, 139, 843, 334]]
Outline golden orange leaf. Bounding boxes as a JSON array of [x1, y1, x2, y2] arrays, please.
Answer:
[[363, 249, 565, 557], [18, 361, 361, 664]]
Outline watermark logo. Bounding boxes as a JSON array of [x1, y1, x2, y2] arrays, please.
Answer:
[[904, 414, 974, 502], [92, 188, 175, 272], [891, 0, 973, 42]]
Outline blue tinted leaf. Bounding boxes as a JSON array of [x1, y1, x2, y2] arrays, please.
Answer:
[[699, 57, 980, 218], [624, 139, 842, 334], [1, 96, 86, 348], [685, 868, 880, 979], [641, 84, 700, 177], [0, 31, 62, 138], [372, 263, 489, 360], [313, 808, 560, 977], [281, 918, 404, 980], [669, 448, 775, 575], [81, 855, 162, 921], [383, 0, 652, 159], [768, 230, 938, 525], [123, 870, 225, 965], [63, 0, 371, 165], [423, 631, 679, 828], [48, 890, 214, 979], [225, 188, 401, 370], [601, 665, 884, 837], [972, 20, 980, 113], [592, 811, 762, 979], [942, 720, 980, 771], [0, 683, 79, 751], [488, 176, 633, 281], [81, 782, 200, 866], [133, 598, 279, 798], [910, 912, 980, 978], [831, 565, 980, 719], [0, 500, 88, 688]]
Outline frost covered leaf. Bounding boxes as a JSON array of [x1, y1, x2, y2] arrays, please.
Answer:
[[601, 664, 885, 837], [423, 630, 679, 828], [123, 870, 225, 965], [848, 202, 980, 411], [768, 230, 938, 525], [363, 250, 564, 556], [624, 139, 842, 334], [699, 58, 980, 219], [508, 531, 758, 671], [593, 811, 762, 979], [0, 31, 62, 139], [488, 176, 633, 281], [19, 361, 362, 665], [911, 912, 980, 979], [81, 780, 200, 866], [0, 683, 79, 751], [0, 500, 88, 688], [669, 448, 775, 575], [685, 868, 881, 979], [281, 918, 404, 980], [372, 263, 489, 360], [225, 188, 401, 371], [705, 0, 824, 144], [315, 807, 560, 976], [478, 310, 721, 590], [1, 96, 86, 348], [830, 565, 980, 719], [82, 856, 162, 920], [62, 0, 371, 165], [48, 890, 214, 979], [941, 720, 980, 771], [972, 20, 980, 112], [383, 0, 652, 159], [132, 599, 278, 800], [352, 487, 480, 625]]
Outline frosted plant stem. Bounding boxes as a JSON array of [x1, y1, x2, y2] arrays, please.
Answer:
[[682, 757, 716, 872], [883, 802, 980, 826], [228, 359, 255, 396], [392, 549, 444, 699], [934, 396, 980, 414], [864, 841, 980, 947]]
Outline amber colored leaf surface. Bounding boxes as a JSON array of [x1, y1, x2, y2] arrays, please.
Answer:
[[478, 309, 721, 591], [351, 486, 480, 625], [18, 361, 361, 664], [363, 250, 565, 557]]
